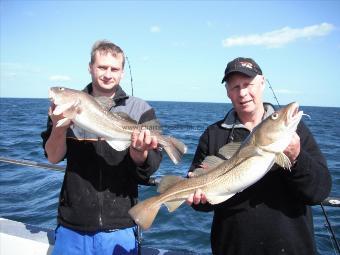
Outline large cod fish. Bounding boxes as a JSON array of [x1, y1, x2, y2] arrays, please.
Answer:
[[48, 87, 187, 164], [129, 102, 304, 230]]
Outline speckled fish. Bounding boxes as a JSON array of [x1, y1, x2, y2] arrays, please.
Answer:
[[48, 86, 187, 164], [128, 102, 303, 230]]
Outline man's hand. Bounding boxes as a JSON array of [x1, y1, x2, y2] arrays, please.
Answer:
[[48, 103, 71, 129], [186, 163, 209, 205], [129, 128, 158, 166], [186, 189, 207, 205], [284, 132, 301, 165], [45, 103, 70, 164]]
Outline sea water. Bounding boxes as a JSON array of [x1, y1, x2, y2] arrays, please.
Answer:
[[0, 98, 339, 254]]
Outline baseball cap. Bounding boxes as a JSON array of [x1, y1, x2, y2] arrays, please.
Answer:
[[221, 57, 262, 83]]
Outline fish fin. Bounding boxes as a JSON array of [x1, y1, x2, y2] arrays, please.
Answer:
[[141, 119, 162, 134], [207, 193, 235, 205], [218, 142, 241, 159], [70, 126, 86, 139], [106, 139, 131, 151], [53, 99, 79, 115], [190, 167, 207, 177], [228, 145, 264, 169], [114, 112, 138, 124], [157, 176, 184, 193], [62, 105, 80, 120], [160, 136, 187, 164], [94, 96, 114, 110], [275, 152, 292, 170], [53, 103, 73, 115], [164, 199, 185, 212], [190, 156, 225, 177], [128, 196, 161, 230], [56, 118, 71, 127], [202, 155, 225, 169], [236, 144, 262, 160]]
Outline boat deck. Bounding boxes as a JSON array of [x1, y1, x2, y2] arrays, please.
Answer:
[[0, 218, 193, 255]]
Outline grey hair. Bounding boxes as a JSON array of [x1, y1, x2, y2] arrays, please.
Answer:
[[90, 40, 125, 68]]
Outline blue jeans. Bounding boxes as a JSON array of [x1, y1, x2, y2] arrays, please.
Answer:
[[52, 225, 138, 255]]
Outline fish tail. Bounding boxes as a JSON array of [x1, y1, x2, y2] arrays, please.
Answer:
[[128, 196, 162, 230], [160, 136, 188, 164]]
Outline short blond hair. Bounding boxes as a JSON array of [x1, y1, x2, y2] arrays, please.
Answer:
[[90, 40, 125, 68]]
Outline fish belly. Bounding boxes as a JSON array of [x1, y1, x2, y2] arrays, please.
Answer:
[[74, 112, 131, 140], [204, 154, 274, 204]]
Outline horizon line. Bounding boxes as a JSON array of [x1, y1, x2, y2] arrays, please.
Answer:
[[1, 96, 339, 108]]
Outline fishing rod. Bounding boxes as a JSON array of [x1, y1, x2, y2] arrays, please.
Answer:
[[125, 56, 134, 97], [266, 79, 340, 254], [266, 79, 281, 108], [321, 202, 340, 253]]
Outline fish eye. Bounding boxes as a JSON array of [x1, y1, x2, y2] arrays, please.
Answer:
[[271, 112, 279, 120], [59, 87, 64, 91]]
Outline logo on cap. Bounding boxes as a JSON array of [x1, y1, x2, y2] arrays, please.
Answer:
[[221, 57, 262, 83], [239, 61, 254, 70]]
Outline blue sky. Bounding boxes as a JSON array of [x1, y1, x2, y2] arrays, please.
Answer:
[[1, 1, 339, 107]]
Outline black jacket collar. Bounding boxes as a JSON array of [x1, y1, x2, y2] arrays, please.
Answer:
[[221, 103, 276, 130], [83, 83, 129, 105]]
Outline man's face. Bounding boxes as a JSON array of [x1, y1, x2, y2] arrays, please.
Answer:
[[88, 51, 124, 94], [226, 73, 265, 115]]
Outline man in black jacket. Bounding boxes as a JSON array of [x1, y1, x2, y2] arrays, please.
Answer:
[[187, 57, 332, 254], [41, 40, 162, 255]]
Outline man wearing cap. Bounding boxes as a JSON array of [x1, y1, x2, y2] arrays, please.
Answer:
[[186, 57, 331, 254]]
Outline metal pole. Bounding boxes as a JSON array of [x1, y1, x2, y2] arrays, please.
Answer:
[[320, 202, 340, 253], [0, 156, 65, 171], [1, 156, 340, 207]]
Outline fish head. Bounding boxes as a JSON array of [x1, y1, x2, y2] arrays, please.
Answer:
[[49, 87, 81, 105], [252, 102, 303, 153]]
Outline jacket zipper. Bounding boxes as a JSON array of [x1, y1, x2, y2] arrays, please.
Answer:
[[99, 167, 103, 227], [98, 141, 104, 228]]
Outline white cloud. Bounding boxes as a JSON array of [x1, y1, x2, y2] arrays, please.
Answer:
[[0, 62, 41, 75], [1, 62, 40, 72], [222, 22, 335, 48], [150, 25, 161, 33], [275, 89, 300, 94], [49, 75, 71, 82]]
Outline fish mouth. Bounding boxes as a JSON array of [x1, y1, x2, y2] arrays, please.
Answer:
[[286, 102, 303, 129], [48, 89, 54, 101]]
